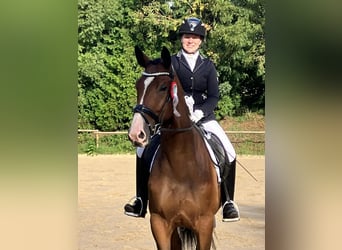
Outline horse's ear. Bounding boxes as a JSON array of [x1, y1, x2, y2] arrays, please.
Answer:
[[161, 46, 171, 69], [135, 46, 149, 68]]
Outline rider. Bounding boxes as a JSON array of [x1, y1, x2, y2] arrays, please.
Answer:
[[124, 17, 240, 222]]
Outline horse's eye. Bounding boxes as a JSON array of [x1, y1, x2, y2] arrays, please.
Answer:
[[159, 85, 168, 92]]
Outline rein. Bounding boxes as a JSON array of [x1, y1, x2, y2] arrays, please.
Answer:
[[160, 125, 193, 133]]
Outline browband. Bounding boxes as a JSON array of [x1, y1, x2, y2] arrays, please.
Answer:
[[142, 72, 170, 77]]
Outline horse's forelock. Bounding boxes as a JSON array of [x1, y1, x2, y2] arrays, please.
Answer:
[[144, 59, 170, 75], [149, 58, 162, 65]]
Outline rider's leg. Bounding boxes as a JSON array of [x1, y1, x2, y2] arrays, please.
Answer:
[[124, 134, 160, 218], [201, 120, 236, 162], [226, 158, 236, 201], [124, 149, 149, 218], [201, 120, 240, 222]]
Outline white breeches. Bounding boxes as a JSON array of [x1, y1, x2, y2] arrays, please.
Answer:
[[201, 120, 236, 162]]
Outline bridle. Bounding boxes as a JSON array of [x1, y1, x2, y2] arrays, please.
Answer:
[[132, 70, 173, 136]]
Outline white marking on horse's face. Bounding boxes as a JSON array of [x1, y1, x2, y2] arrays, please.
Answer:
[[139, 77, 155, 104], [128, 76, 155, 147]]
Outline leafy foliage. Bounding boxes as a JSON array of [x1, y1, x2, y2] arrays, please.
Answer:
[[78, 0, 265, 131], [78, 0, 139, 130], [205, 0, 265, 114]]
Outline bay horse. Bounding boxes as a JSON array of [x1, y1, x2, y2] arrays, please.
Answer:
[[128, 46, 220, 250]]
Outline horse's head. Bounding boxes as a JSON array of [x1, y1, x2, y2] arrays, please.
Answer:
[[128, 46, 190, 147]]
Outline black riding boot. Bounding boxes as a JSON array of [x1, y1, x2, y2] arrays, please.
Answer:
[[221, 158, 240, 222], [124, 154, 149, 218], [226, 158, 236, 201], [124, 134, 160, 218]]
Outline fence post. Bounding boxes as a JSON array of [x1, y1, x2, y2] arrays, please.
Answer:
[[94, 131, 99, 148]]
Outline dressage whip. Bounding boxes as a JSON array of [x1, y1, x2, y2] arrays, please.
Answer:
[[236, 158, 258, 182], [222, 148, 259, 182]]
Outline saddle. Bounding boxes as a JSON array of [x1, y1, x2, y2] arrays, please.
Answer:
[[144, 126, 231, 181], [194, 124, 231, 181]]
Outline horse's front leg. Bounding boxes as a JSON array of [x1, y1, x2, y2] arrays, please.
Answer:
[[150, 213, 173, 250], [196, 215, 215, 250]]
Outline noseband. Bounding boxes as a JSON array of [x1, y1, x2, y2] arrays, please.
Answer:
[[133, 71, 173, 136]]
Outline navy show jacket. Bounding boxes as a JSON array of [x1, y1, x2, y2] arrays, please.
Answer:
[[171, 51, 219, 122]]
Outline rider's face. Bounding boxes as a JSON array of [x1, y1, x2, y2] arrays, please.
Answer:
[[181, 34, 202, 54]]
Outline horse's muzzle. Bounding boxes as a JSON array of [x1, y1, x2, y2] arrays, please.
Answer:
[[128, 113, 150, 148]]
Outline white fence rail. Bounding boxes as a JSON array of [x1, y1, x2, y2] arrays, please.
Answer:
[[78, 129, 265, 148]]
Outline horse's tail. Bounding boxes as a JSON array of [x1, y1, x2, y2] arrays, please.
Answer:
[[177, 227, 196, 249], [177, 227, 217, 250]]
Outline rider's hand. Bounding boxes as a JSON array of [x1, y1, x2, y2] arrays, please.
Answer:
[[184, 95, 194, 112], [191, 109, 204, 123]]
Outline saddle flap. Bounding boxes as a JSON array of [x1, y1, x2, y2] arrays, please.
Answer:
[[195, 125, 231, 180]]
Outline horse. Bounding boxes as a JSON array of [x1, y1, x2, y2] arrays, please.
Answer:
[[128, 46, 220, 250]]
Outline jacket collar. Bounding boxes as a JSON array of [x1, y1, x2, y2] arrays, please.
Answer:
[[176, 50, 206, 60], [176, 50, 206, 72]]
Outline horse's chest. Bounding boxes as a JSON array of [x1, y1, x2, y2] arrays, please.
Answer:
[[150, 177, 203, 207]]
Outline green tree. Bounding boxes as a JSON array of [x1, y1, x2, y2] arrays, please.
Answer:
[[205, 0, 265, 114], [78, 0, 138, 130], [129, 1, 181, 56]]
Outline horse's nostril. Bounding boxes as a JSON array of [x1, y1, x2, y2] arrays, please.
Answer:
[[138, 131, 145, 139]]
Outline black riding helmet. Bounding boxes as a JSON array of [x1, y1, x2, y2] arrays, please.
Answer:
[[178, 17, 206, 39]]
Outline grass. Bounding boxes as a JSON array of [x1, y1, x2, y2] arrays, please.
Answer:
[[78, 113, 265, 155], [78, 133, 135, 156], [220, 112, 265, 155]]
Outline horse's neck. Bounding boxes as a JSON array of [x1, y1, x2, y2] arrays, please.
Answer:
[[160, 79, 206, 165], [160, 130, 210, 178], [170, 82, 192, 129], [160, 125, 194, 159], [172, 114, 192, 129]]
